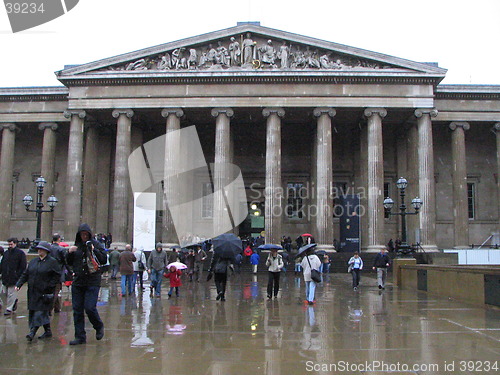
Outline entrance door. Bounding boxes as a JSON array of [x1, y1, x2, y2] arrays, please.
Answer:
[[339, 194, 361, 252]]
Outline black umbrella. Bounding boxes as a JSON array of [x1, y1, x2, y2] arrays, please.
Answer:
[[297, 243, 317, 256], [212, 233, 242, 260]]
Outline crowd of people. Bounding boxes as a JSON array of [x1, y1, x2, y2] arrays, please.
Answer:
[[0, 225, 393, 346]]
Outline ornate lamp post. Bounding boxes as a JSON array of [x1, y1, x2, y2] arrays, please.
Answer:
[[383, 177, 423, 255], [23, 176, 58, 252]]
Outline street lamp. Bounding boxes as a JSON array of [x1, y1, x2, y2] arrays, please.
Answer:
[[23, 176, 58, 252], [383, 177, 422, 255]]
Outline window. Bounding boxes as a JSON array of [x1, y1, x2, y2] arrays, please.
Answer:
[[286, 183, 305, 219], [201, 182, 213, 219], [467, 182, 475, 220]]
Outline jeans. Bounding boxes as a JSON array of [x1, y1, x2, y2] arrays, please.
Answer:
[[150, 269, 163, 296], [322, 263, 330, 274], [168, 287, 179, 297], [267, 271, 281, 297], [377, 268, 388, 288], [135, 271, 144, 289], [121, 274, 134, 295], [352, 268, 361, 287], [305, 281, 316, 302], [71, 285, 103, 342], [111, 265, 119, 278]]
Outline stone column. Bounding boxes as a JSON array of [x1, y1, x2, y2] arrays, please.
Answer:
[[364, 108, 386, 252], [405, 123, 419, 244], [39, 123, 58, 240], [81, 124, 99, 231], [449, 122, 470, 248], [63, 110, 86, 239], [313, 107, 336, 251], [263, 107, 285, 245], [495, 123, 500, 236], [111, 109, 134, 249], [161, 108, 184, 246], [96, 134, 112, 234], [211, 108, 234, 235], [415, 109, 439, 251], [0, 123, 17, 240]]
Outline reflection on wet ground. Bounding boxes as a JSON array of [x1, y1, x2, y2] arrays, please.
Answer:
[[1, 272, 499, 374]]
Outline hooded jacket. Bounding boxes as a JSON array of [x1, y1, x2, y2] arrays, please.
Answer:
[[66, 223, 108, 287]]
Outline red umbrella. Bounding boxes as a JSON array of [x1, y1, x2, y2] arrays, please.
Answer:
[[301, 233, 313, 237], [59, 242, 69, 247]]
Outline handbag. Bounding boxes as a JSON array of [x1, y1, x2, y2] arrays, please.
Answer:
[[86, 245, 101, 273], [305, 255, 322, 283], [138, 252, 145, 271]]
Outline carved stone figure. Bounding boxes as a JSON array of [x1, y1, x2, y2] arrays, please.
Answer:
[[259, 40, 276, 66], [172, 48, 187, 69], [320, 53, 332, 69], [291, 46, 306, 68], [278, 41, 290, 69], [304, 47, 320, 69], [229, 37, 241, 66], [216, 41, 230, 67], [157, 53, 171, 70], [207, 44, 217, 65], [188, 49, 198, 69], [242, 33, 256, 65], [126, 59, 148, 71], [331, 58, 344, 69]]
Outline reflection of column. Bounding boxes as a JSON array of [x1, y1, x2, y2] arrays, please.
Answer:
[[364, 108, 386, 252], [212, 107, 233, 235], [63, 110, 86, 238], [39, 123, 58, 240], [161, 108, 183, 245], [313, 107, 336, 251], [0, 123, 17, 240], [263, 107, 284, 245], [495, 123, 500, 235], [415, 109, 438, 251], [111, 109, 134, 248], [82, 125, 98, 231], [449, 122, 469, 248]]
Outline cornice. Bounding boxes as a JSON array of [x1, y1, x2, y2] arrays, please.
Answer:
[[436, 85, 500, 100], [0, 86, 69, 102]]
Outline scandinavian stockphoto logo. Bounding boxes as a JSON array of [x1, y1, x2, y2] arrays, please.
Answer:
[[4, 0, 79, 33], [128, 126, 248, 246]]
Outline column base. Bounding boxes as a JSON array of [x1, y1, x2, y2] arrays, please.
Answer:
[[365, 245, 385, 253], [316, 244, 336, 253]]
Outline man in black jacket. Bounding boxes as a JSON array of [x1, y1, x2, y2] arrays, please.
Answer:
[[49, 233, 66, 313], [66, 224, 107, 345], [1, 238, 27, 316], [372, 247, 391, 289]]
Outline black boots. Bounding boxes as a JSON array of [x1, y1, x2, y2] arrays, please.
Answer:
[[38, 324, 52, 339], [26, 326, 39, 342]]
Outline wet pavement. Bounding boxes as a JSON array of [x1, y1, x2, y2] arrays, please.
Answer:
[[1, 271, 499, 375]]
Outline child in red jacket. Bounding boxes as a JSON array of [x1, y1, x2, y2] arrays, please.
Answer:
[[164, 266, 182, 298]]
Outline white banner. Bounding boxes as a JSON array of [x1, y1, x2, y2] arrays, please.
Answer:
[[133, 192, 156, 251]]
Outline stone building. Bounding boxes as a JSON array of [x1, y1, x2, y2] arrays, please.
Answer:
[[0, 23, 499, 251]]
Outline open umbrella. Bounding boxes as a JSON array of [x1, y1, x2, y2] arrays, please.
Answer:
[[258, 244, 283, 250], [59, 242, 69, 247], [166, 261, 187, 270], [297, 243, 317, 256], [301, 233, 313, 237], [212, 233, 242, 260]]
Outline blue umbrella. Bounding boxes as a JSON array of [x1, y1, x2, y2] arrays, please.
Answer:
[[212, 233, 242, 260], [297, 243, 317, 256], [258, 244, 283, 250]]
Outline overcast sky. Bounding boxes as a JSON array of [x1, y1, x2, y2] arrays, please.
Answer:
[[1, 0, 499, 88]]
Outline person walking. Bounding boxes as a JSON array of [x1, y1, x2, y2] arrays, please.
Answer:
[[348, 252, 364, 291], [133, 247, 147, 292], [208, 252, 232, 301], [147, 243, 167, 298], [66, 223, 107, 345], [250, 251, 260, 274], [108, 247, 120, 279], [15, 241, 61, 341], [322, 254, 330, 274], [49, 233, 67, 314], [266, 248, 283, 299], [1, 238, 27, 316], [193, 245, 207, 282], [119, 244, 136, 296], [164, 265, 182, 299], [301, 248, 321, 305], [372, 247, 391, 289]]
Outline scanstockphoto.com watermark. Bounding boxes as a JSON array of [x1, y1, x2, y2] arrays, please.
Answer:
[[305, 360, 499, 373]]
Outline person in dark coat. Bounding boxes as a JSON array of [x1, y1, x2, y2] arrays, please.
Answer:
[[1, 237, 27, 316], [208, 253, 232, 301], [49, 233, 67, 314], [15, 241, 61, 341], [372, 247, 391, 289], [66, 223, 108, 345]]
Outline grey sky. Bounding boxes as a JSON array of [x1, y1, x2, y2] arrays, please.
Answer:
[[1, 0, 499, 87]]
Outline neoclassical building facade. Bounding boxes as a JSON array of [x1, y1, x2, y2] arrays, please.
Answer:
[[0, 23, 499, 251]]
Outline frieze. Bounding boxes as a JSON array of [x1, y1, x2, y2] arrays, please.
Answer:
[[98, 33, 398, 73]]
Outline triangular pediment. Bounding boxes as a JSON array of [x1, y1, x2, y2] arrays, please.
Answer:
[[56, 24, 446, 83]]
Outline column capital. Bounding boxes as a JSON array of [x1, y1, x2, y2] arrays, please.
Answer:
[[64, 110, 86, 119], [211, 107, 234, 118], [449, 122, 470, 131], [492, 123, 500, 132], [262, 107, 285, 118], [313, 107, 336, 118], [161, 108, 184, 118], [364, 107, 387, 118], [38, 122, 58, 131], [0, 123, 17, 131], [112, 109, 134, 119], [414, 108, 438, 118]]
